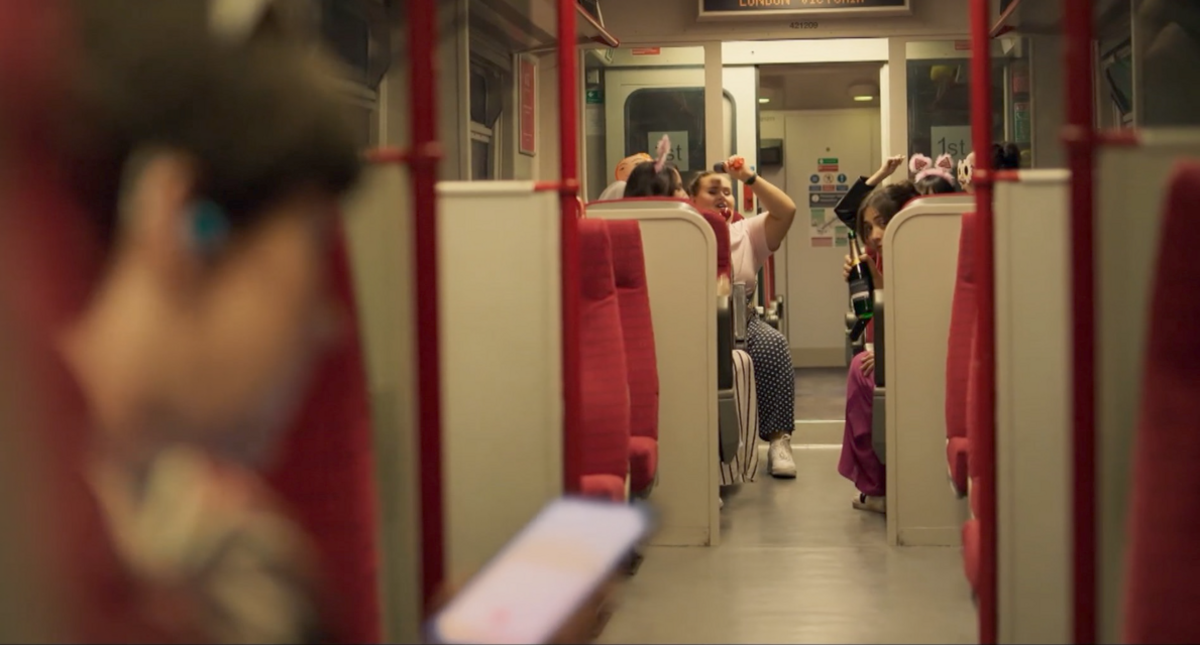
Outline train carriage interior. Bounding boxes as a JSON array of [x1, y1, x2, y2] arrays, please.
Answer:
[[2, 0, 1200, 643]]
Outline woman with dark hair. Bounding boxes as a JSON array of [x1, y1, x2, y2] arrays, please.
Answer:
[[623, 160, 686, 198], [915, 174, 959, 195], [992, 142, 1022, 170], [909, 152, 962, 195], [46, 2, 365, 641], [837, 181, 922, 513]]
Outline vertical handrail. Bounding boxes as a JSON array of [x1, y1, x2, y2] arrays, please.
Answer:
[[408, 0, 445, 617], [1064, 0, 1097, 641], [970, 1, 997, 642], [765, 255, 777, 304], [558, 0, 583, 493]]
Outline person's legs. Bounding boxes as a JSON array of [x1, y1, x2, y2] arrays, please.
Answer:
[[837, 351, 885, 513], [745, 316, 796, 478]]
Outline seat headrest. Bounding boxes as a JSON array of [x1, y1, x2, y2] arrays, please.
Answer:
[[957, 211, 979, 284], [1149, 161, 1200, 362], [579, 219, 617, 303], [605, 220, 646, 289]]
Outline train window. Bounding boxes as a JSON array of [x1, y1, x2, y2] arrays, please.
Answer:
[[317, 0, 389, 90], [623, 88, 736, 187], [326, 76, 379, 149], [1136, 2, 1200, 126], [471, 127, 496, 180], [1100, 40, 1134, 129], [469, 61, 505, 180], [906, 41, 1018, 167]]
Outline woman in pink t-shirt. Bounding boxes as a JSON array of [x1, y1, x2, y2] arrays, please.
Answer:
[[688, 157, 798, 480]]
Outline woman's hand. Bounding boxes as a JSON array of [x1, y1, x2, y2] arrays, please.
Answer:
[[860, 349, 876, 376], [843, 253, 871, 281], [868, 155, 906, 186], [724, 155, 755, 183]]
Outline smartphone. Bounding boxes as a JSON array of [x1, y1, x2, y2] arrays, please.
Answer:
[[426, 496, 654, 644]]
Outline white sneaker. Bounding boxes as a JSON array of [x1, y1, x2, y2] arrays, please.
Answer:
[[852, 493, 886, 514], [768, 434, 797, 478]]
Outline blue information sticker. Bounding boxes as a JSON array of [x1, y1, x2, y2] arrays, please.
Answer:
[[810, 174, 820, 184], [837, 173, 847, 183]]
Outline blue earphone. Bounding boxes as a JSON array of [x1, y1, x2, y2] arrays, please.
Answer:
[[186, 199, 230, 256]]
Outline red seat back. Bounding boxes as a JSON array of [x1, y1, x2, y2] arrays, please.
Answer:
[[605, 220, 659, 445], [946, 211, 979, 442], [265, 226, 382, 644], [578, 219, 632, 494], [965, 318, 984, 478], [605, 220, 659, 494], [695, 209, 732, 281], [1123, 161, 1200, 644]]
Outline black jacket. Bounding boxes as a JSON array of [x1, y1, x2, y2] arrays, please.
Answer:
[[834, 176, 874, 228]]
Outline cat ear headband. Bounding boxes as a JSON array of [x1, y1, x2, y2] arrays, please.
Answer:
[[909, 153, 932, 175], [934, 153, 954, 174], [911, 152, 954, 183]]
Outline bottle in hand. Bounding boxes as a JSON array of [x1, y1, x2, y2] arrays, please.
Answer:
[[846, 231, 874, 321]]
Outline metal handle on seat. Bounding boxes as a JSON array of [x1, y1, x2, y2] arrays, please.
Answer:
[[716, 294, 733, 390], [872, 289, 885, 389], [732, 282, 748, 348]]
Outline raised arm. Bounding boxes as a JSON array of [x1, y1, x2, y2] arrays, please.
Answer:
[[867, 155, 907, 188], [833, 155, 906, 227], [725, 156, 795, 252]]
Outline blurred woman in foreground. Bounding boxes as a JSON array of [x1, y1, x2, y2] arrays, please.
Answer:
[[47, 1, 361, 640], [34, 2, 612, 642]]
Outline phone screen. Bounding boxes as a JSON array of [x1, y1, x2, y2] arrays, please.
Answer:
[[428, 497, 652, 644]]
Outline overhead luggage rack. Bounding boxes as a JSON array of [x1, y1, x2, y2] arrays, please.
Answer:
[[469, 0, 619, 52]]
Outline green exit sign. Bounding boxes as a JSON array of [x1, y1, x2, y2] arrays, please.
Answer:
[[586, 89, 604, 105]]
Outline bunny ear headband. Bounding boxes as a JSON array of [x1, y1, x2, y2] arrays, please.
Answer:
[[654, 135, 671, 173]]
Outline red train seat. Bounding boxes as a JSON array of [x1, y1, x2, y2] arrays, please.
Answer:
[[696, 208, 732, 282], [264, 228, 382, 644], [945, 211, 979, 498], [605, 220, 660, 497], [962, 320, 982, 593], [1123, 160, 1200, 644], [962, 516, 980, 594], [579, 219, 633, 501]]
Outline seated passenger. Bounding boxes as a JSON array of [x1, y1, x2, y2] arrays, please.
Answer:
[[834, 155, 907, 227], [689, 157, 799, 479], [957, 143, 1020, 194], [836, 183, 919, 513], [835, 170, 955, 514], [910, 153, 962, 194], [598, 152, 652, 201], [624, 147, 755, 487], [622, 159, 686, 199], [622, 150, 754, 493]]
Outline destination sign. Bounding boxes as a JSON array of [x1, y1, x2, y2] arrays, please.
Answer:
[[700, 0, 907, 15]]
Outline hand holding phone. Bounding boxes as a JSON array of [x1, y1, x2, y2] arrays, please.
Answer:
[[427, 497, 654, 644]]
